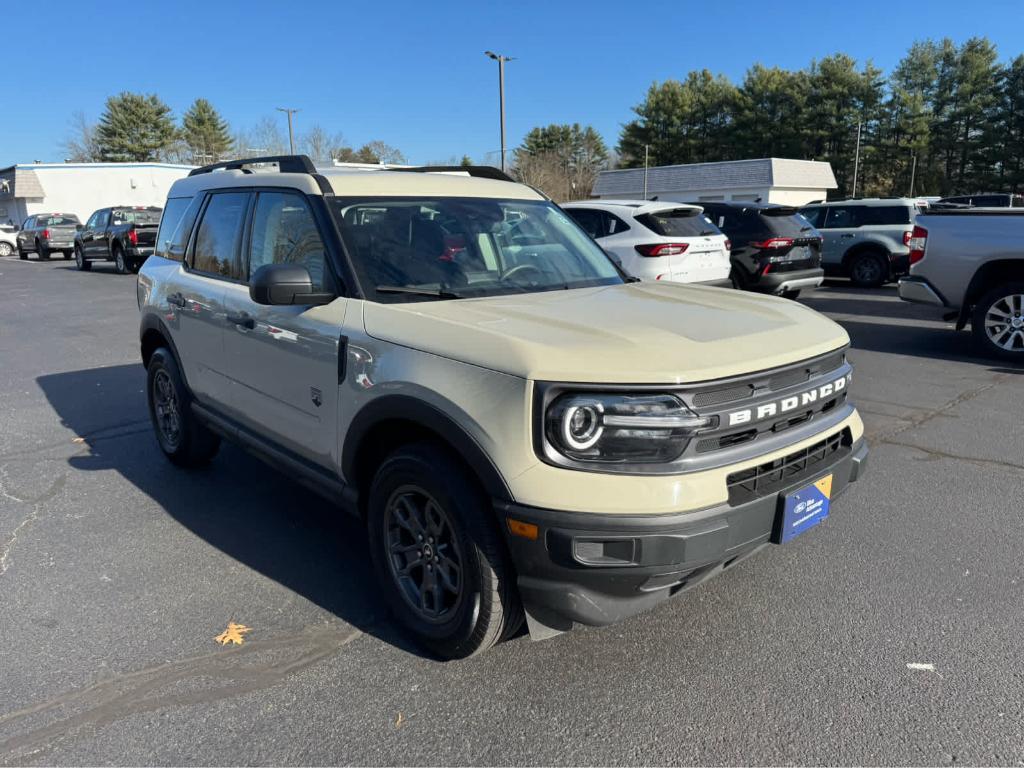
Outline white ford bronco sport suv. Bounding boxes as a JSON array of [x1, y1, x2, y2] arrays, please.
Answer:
[[138, 155, 868, 658]]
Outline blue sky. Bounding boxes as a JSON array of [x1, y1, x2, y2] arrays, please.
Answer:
[[3, 0, 1021, 166]]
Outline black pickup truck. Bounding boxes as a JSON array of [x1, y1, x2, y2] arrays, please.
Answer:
[[74, 206, 162, 273]]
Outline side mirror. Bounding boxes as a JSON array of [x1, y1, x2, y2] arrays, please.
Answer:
[[249, 263, 334, 306], [76, 224, 84, 231]]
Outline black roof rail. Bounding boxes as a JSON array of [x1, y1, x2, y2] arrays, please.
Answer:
[[389, 165, 516, 183], [188, 154, 318, 177]]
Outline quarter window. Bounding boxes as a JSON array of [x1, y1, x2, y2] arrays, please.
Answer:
[[248, 191, 330, 291], [155, 197, 200, 262], [191, 192, 249, 279]]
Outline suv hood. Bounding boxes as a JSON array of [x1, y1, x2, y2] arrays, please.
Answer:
[[362, 282, 849, 384]]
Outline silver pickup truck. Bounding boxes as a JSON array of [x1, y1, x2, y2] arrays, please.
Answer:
[[898, 209, 1024, 360]]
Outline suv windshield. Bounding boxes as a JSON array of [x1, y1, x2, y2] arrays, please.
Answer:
[[330, 197, 623, 301], [635, 209, 719, 238]]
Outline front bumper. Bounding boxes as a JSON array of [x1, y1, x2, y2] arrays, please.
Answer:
[[500, 437, 868, 634], [898, 276, 947, 307]]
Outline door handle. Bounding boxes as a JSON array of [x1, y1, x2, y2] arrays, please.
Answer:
[[226, 312, 255, 330], [167, 292, 186, 308], [840, 233, 856, 239]]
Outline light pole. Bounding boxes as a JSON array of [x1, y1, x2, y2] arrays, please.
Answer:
[[485, 51, 514, 173], [276, 107, 300, 154]]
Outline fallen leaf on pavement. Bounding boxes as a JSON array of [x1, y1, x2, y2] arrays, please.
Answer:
[[215, 622, 253, 645]]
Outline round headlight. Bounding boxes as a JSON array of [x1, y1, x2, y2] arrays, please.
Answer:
[[561, 401, 604, 450]]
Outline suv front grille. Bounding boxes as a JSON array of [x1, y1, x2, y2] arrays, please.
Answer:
[[689, 352, 845, 410], [725, 428, 852, 506]]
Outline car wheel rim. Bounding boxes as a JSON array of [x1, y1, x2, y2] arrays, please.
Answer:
[[984, 293, 1024, 352], [853, 258, 880, 283], [117, 253, 124, 271], [0, 243, 10, 256], [152, 369, 182, 449], [75, 249, 83, 267], [384, 486, 465, 623]]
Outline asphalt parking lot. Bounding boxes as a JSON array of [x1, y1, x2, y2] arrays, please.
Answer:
[[1, 256, 1022, 766]]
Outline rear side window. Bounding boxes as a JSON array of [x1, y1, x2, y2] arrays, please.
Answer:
[[155, 197, 200, 262], [190, 192, 249, 279], [800, 207, 824, 227], [113, 208, 162, 226], [822, 206, 858, 229], [857, 206, 911, 226], [635, 210, 719, 238], [566, 209, 630, 240], [248, 191, 331, 291]]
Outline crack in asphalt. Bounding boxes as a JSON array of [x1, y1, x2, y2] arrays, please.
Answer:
[[0, 624, 365, 765], [0, 470, 66, 576], [879, 439, 1024, 474], [869, 373, 1010, 443]]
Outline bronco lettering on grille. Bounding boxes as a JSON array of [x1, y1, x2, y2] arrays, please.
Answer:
[[726, 374, 850, 427]]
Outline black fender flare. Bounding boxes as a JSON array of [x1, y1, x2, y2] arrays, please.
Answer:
[[342, 394, 513, 504], [139, 313, 189, 386]]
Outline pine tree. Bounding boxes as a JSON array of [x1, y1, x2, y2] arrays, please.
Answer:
[[181, 99, 232, 163], [95, 92, 177, 162]]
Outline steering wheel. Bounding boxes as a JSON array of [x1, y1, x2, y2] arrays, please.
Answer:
[[501, 262, 546, 285]]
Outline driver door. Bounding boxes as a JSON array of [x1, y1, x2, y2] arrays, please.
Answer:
[[220, 189, 346, 470]]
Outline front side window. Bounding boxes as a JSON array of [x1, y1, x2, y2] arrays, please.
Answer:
[[823, 206, 858, 229], [248, 191, 330, 291], [96, 210, 110, 229], [85, 211, 102, 230], [330, 197, 622, 302], [191, 192, 249, 279]]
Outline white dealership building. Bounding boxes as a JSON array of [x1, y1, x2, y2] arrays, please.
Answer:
[[0, 162, 194, 227], [591, 158, 837, 206]]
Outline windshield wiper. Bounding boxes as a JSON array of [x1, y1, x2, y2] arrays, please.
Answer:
[[375, 285, 462, 299]]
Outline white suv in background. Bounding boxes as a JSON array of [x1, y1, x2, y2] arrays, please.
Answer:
[[562, 200, 732, 286]]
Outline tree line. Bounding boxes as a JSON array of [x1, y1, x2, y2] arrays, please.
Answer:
[[62, 93, 406, 166], [616, 37, 1024, 198]]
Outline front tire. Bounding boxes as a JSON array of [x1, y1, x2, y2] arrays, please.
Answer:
[[972, 283, 1024, 361], [74, 245, 91, 271], [146, 348, 221, 467], [848, 251, 887, 288], [18, 245, 27, 260], [367, 442, 522, 659], [113, 246, 129, 274]]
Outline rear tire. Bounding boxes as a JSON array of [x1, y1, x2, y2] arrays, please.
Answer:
[[971, 283, 1024, 362], [146, 348, 221, 467], [63, 250, 72, 260], [781, 289, 801, 300], [74, 245, 91, 271], [367, 442, 523, 659], [848, 251, 887, 288], [0, 242, 12, 257], [113, 246, 129, 275], [36, 240, 49, 260]]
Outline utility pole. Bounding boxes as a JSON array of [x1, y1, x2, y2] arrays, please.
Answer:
[[643, 144, 650, 199], [908, 153, 918, 197], [276, 107, 299, 154], [485, 52, 514, 172], [851, 120, 862, 198]]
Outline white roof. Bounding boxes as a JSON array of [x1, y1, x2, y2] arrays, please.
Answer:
[[562, 199, 703, 216], [592, 158, 837, 197]]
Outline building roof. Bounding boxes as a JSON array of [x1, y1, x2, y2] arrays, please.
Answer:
[[592, 158, 837, 197], [0, 167, 44, 201]]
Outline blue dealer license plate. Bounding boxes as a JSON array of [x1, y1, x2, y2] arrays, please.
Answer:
[[774, 474, 833, 544]]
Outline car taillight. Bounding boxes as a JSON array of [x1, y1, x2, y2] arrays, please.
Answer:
[[128, 228, 138, 245], [635, 243, 689, 257], [42, 228, 50, 239], [908, 225, 927, 265], [750, 237, 794, 250], [903, 230, 913, 246], [724, 239, 731, 251]]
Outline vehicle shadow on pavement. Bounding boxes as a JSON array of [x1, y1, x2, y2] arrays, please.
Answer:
[[836, 317, 1024, 373], [36, 363, 430, 659]]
